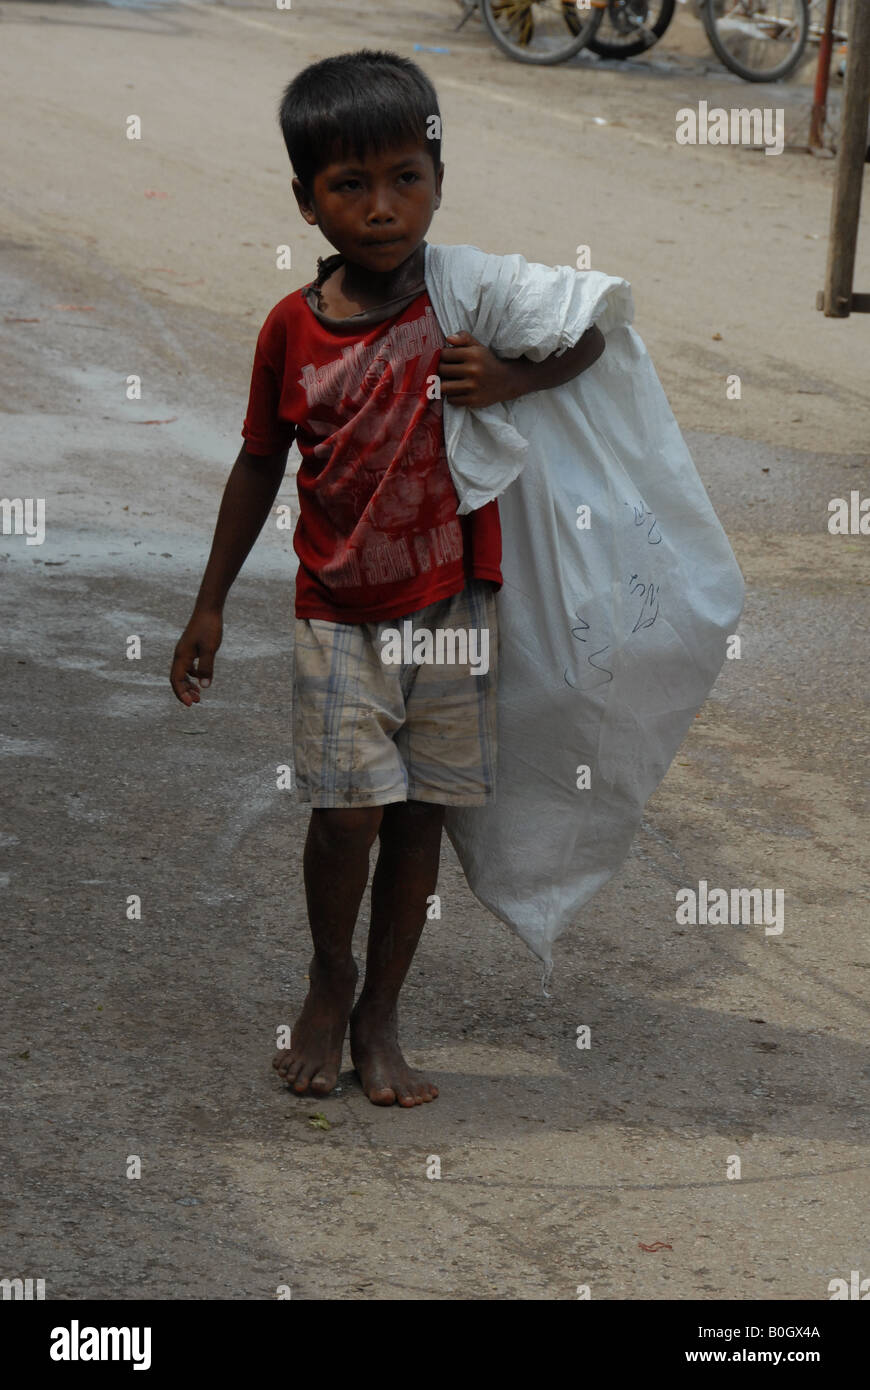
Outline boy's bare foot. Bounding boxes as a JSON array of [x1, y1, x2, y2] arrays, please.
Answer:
[[272, 957, 358, 1096], [349, 1000, 439, 1107]]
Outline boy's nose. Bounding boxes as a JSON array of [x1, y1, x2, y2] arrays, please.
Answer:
[[365, 191, 397, 224]]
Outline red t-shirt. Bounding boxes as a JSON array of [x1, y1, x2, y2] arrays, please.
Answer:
[[241, 284, 502, 622]]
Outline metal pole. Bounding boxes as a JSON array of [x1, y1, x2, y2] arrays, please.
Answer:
[[818, 0, 870, 315], [809, 0, 839, 150]]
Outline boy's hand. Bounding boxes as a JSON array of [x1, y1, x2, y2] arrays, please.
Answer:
[[438, 332, 523, 409], [170, 609, 223, 706], [438, 326, 605, 408]]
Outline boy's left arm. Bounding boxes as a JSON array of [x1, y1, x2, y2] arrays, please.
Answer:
[[438, 326, 605, 409]]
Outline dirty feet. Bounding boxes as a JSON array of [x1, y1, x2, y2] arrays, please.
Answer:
[[272, 957, 358, 1096], [349, 1000, 439, 1107]]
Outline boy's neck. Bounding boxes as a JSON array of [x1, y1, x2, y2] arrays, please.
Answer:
[[320, 242, 426, 318]]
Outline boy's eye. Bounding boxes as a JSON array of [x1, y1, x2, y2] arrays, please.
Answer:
[[332, 170, 420, 192]]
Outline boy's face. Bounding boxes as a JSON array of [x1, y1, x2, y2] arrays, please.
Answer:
[[293, 138, 444, 275]]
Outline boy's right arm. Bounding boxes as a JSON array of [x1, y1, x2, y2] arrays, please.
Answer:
[[169, 442, 290, 706]]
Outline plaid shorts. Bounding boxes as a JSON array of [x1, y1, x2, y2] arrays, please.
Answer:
[[292, 578, 499, 808]]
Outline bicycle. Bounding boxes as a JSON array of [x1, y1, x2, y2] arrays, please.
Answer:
[[468, 1, 606, 65], [592, 1, 851, 80], [468, 1, 821, 83]]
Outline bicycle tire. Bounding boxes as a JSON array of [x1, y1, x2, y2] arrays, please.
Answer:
[[480, 0, 605, 66], [702, 0, 810, 83], [589, 0, 676, 60]]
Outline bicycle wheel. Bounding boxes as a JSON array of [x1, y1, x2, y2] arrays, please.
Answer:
[[481, 0, 605, 65], [589, 0, 676, 60], [702, 0, 810, 83]]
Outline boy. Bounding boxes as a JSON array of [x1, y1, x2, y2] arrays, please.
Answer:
[[169, 50, 605, 1107]]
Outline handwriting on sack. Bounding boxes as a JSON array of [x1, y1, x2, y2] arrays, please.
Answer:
[[564, 496, 664, 688], [564, 574, 660, 688], [629, 573, 660, 634], [564, 614, 612, 687], [628, 499, 662, 545]]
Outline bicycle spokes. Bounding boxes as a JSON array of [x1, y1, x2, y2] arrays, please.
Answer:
[[485, 0, 605, 64], [705, 1, 810, 83]]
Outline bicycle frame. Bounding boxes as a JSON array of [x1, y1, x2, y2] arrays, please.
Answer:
[[697, 0, 804, 42], [455, 0, 609, 27]]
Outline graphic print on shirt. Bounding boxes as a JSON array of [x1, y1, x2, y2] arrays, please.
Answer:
[[295, 303, 463, 592], [241, 285, 503, 622]]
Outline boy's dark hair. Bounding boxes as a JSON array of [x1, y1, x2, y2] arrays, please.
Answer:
[[277, 50, 441, 193]]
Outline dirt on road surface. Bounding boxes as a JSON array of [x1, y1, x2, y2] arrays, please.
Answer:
[[1, 0, 868, 1301]]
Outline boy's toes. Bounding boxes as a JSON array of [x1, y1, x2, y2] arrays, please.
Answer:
[[367, 1080, 398, 1105], [309, 1067, 338, 1095], [292, 1067, 314, 1093], [408, 1078, 437, 1104], [272, 1049, 297, 1080]]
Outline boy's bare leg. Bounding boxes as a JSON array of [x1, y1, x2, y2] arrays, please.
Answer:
[[350, 799, 444, 1107], [273, 806, 382, 1096]]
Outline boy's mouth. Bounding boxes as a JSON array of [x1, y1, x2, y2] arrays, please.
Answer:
[[361, 236, 404, 248]]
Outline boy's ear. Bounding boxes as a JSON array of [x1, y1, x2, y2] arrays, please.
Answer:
[[433, 161, 445, 209], [292, 176, 318, 226]]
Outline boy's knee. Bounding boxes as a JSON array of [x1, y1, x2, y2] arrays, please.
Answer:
[[385, 799, 445, 827], [378, 798, 446, 851], [310, 805, 383, 851]]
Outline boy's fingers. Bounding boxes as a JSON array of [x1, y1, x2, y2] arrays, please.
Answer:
[[170, 674, 199, 705], [169, 645, 214, 704], [169, 661, 198, 704], [195, 652, 215, 686], [439, 346, 478, 365], [443, 331, 476, 347]]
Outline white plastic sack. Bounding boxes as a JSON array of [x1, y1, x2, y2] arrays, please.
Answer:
[[423, 242, 745, 974]]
